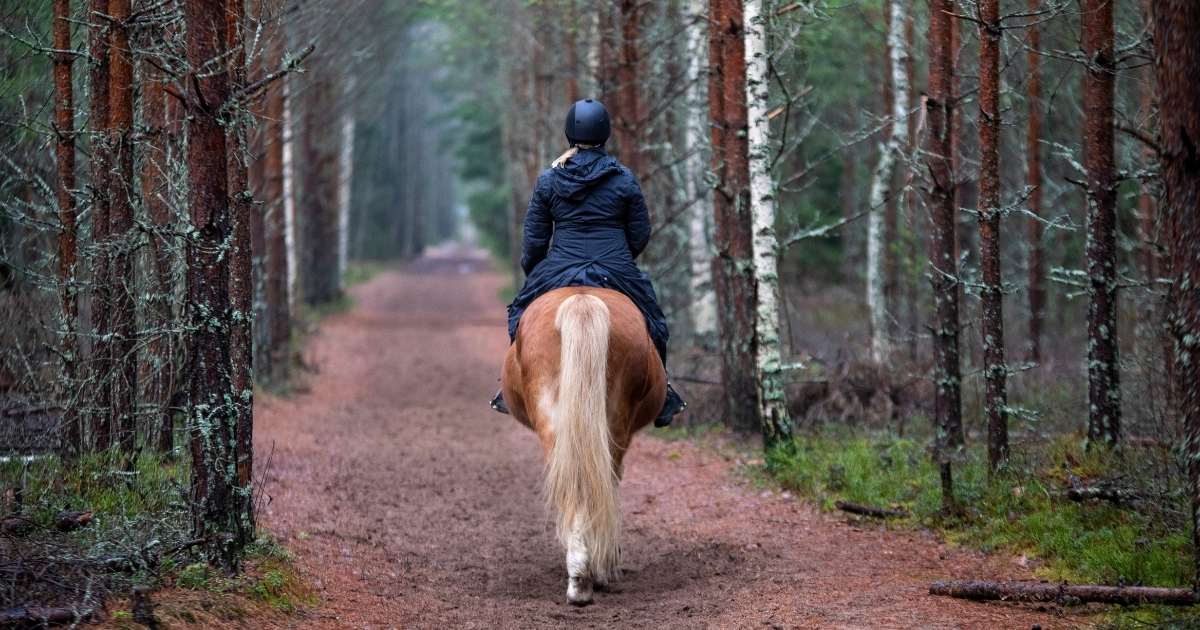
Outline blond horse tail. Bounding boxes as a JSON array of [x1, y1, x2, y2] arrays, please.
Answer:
[[545, 293, 619, 583]]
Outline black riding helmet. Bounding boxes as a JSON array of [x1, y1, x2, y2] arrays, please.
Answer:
[[564, 99, 611, 146]]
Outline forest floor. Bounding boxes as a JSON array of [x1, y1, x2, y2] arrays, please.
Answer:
[[250, 244, 1090, 629]]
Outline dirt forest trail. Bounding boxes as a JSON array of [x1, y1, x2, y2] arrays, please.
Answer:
[[253, 244, 1080, 629]]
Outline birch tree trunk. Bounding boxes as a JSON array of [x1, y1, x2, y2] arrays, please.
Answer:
[[977, 0, 1008, 471], [1083, 0, 1120, 447], [1151, 0, 1200, 591], [52, 0, 79, 454], [708, 0, 760, 434], [865, 0, 910, 364], [687, 0, 716, 338], [744, 0, 790, 446], [337, 86, 355, 290], [282, 75, 298, 313], [183, 0, 249, 571]]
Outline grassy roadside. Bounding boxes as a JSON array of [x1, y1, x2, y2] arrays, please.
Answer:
[[758, 428, 1197, 627]]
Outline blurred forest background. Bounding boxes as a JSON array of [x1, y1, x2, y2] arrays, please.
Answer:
[[1, 0, 1199, 624]]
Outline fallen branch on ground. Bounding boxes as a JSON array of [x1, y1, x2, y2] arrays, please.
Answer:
[[835, 501, 908, 519], [0, 605, 92, 626], [929, 580, 1198, 606], [1065, 485, 1130, 505]]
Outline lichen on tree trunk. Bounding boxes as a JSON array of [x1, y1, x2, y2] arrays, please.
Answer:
[[744, 0, 791, 447], [1082, 0, 1120, 448]]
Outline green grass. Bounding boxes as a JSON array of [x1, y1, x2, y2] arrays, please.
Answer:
[[764, 431, 1193, 589]]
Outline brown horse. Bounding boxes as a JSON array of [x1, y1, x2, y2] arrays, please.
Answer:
[[501, 286, 667, 605]]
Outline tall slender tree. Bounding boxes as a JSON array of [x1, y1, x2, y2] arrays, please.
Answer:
[[107, 0, 137, 452], [263, 34, 292, 383], [1151, 0, 1200, 591], [1025, 0, 1045, 364], [183, 0, 249, 570], [140, 32, 175, 453], [924, 0, 960, 510], [53, 0, 80, 454], [744, 0, 790, 445], [977, 0, 1007, 471], [87, 0, 112, 450], [708, 0, 759, 433], [1083, 0, 1120, 447], [226, 0, 255, 549], [866, 0, 910, 364]]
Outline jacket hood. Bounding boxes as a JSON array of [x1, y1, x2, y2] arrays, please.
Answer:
[[551, 148, 621, 201]]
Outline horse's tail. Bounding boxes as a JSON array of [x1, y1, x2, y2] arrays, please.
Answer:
[[545, 293, 619, 583]]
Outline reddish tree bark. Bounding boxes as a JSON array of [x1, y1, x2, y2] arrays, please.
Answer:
[[107, 0, 136, 452], [615, 0, 643, 174], [226, 0, 255, 548], [52, 0, 80, 454], [1026, 0, 1045, 364], [141, 49, 175, 452], [183, 0, 248, 570], [1151, 0, 1200, 591], [924, 0, 960, 508], [1083, 0, 1120, 447], [977, 0, 1007, 471], [564, 0, 579, 103], [708, 0, 758, 433], [263, 34, 291, 384], [87, 0, 112, 451]]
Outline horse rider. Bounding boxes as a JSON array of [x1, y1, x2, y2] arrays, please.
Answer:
[[491, 98, 686, 427]]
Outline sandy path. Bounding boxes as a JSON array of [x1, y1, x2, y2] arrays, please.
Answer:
[[254, 246, 1081, 629]]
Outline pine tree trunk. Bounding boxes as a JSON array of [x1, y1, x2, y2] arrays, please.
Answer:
[[1026, 0, 1045, 364], [744, 0, 791, 446], [140, 48, 175, 453], [225, 0, 255, 550], [924, 0, 960, 510], [866, 0, 910, 364], [87, 0, 112, 451], [903, 9, 920, 359], [977, 0, 1008, 471], [616, 0, 643, 173], [107, 0, 137, 452], [1083, 0, 1120, 447], [708, 0, 759, 433], [1151, 0, 1200, 592], [183, 0, 248, 571], [300, 74, 344, 305], [53, 0, 80, 455], [263, 47, 291, 384]]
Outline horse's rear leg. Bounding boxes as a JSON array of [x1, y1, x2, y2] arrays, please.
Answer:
[[565, 515, 593, 605]]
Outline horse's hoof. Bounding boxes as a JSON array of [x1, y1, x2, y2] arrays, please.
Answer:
[[566, 575, 594, 606]]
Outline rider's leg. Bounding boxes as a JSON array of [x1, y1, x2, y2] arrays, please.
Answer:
[[653, 339, 686, 428]]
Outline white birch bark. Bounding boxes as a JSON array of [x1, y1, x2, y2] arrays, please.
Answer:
[[336, 102, 354, 290], [745, 0, 791, 441], [282, 74, 297, 313], [864, 0, 910, 364], [686, 0, 716, 337]]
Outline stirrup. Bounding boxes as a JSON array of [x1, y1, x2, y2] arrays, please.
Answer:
[[654, 383, 686, 428], [490, 389, 510, 415]]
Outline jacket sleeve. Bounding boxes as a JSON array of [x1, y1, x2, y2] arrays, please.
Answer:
[[624, 173, 652, 259], [520, 174, 553, 275]]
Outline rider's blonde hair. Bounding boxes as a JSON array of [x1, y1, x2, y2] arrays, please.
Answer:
[[551, 143, 600, 169]]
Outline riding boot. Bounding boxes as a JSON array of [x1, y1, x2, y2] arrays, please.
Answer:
[[490, 388, 509, 414], [652, 341, 687, 427]]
